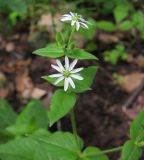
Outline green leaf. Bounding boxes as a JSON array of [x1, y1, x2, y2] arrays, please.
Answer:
[[131, 11, 144, 32], [8, 0, 27, 15], [48, 90, 77, 126], [121, 140, 142, 160], [33, 46, 64, 58], [81, 147, 109, 160], [68, 48, 98, 60], [0, 130, 82, 160], [130, 112, 144, 141], [70, 66, 97, 93], [119, 20, 133, 31], [6, 99, 48, 136], [96, 21, 116, 32], [114, 5, 129, 22], [104, 50, 119, 65], [56, 32, 65, 47], [0, 99, 17, 130]]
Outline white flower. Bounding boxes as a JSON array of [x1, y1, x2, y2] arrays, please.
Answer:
[[60, 12, 89, 31], [49, 56, 84, 91]]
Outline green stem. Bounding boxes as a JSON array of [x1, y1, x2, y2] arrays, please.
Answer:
[[80, 146, 123, 160], [102, 146, 123, 154], [70, 109, 80, 148], [85, 146, 123, 157], [66, 27, 75, 49]]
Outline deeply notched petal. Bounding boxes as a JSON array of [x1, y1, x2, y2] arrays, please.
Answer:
[[65, 56, 69, 70], [55, 76, 64, 85], [69, 59, 78, 71], [56, 59, 64, 71], [51, 64, 63, 73], [49, 73, 63, 78], [76, 21, 80, 31], [70, 67, 84, 73], [71, 74, 84, 80], [68, 77, 75, 89], [64, 78, 69, 91]]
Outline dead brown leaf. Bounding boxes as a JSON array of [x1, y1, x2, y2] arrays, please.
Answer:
[[119, 72, 144, 93], [31, 87, 47, 99]]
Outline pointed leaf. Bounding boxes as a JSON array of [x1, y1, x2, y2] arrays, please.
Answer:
[[0, 130, 83, 160], [70, 66, 98, 93], [56, 32, 65, 47], [121, 140, 142, 160], [48, 90, 76, 126], [130, 112, 144, 141], [33, 46, 64, 58], [68, 48, 98, 60], [6, 99, 48, 136], [0, 99, 17, 130], [81, 147, 109, 160]]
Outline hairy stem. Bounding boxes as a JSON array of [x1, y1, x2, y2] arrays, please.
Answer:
[[70, 109, 80, 148]]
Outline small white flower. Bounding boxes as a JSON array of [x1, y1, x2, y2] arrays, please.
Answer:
[[49, 56, 84, 91], [60, 12, 89, 31]]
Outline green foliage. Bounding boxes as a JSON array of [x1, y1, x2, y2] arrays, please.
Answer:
[[121, 111, 144, 160], [68, 48, 98, 60], [69, 66, 97, 93], [131, 10, 144, 39], [113, 73, 123, 83], [6, 99, 48, 136], [56, 32, 65, 47], [0, 99, 17, 131], [118, 20, 134, 31], [96, 21, 116, 32], [0, 130, 83, 160], [81, 147, 109, 160], [103, 44, 128, 65], [121, 140, 142, 160], [130, 112, 144, 142], [48, 90, 77, 126], [33, 46, 64, 58], [114, 4, 130, 22]]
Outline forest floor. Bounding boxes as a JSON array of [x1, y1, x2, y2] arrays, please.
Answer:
[[0, 25, 144, 159]]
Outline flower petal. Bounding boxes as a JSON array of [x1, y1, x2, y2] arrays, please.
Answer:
[[69, 59, 78, 71], [64, 78, 69, 91], [70, 67, 84, 73], [54, 76, 64, 85], [51, 64, 63, 73], [70, 12, 74, 17], [61, 14, 72, 18], [60, 17, 72, 21], [71, 20, 76, 26], [65, 56, 69, 70], [56, 59, 64, 71], [80, 22, 89, 29], [68, 77, 75, 89], [71, 74, 84, 80], [49, 73, 63, 78], [76, 21, 80, 31]]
